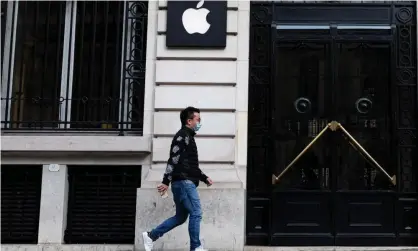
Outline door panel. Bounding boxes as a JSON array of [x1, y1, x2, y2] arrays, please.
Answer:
[[271, 41, 334, 245], [335, 42, 394, 191], [270, 192, 333, 246], [333, 42, 396, 244], [334, 192, 396, 239], [272, 42, 331, 191]]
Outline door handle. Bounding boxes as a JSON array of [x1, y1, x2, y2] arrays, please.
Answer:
[[272, 121, 396, 186], [272, 121, 331, 185], [336, 122, 396, 186]]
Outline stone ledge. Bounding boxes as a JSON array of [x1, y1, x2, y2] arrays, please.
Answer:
[[1, 152, 151, 165], [1, 135, 152, 153]]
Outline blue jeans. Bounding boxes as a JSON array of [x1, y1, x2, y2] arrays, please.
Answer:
[[149, 180, 202, 251]]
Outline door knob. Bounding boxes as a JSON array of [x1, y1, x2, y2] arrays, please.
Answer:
[[294, 97, 311, 114], [355, 97, 373, 114]]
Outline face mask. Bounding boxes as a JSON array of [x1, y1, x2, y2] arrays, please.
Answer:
[[193, 122, 202, 132]]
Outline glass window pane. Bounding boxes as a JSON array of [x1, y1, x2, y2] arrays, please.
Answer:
[[10, 1, 66, 129], [1, 2, 7, 64], [71, 1, 124, 130]]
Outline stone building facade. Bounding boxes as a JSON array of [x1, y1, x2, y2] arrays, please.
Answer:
[[2, 1, 248, 250], [1, 1, 418, 251]]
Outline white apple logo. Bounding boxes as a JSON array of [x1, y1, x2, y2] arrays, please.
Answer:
[[181, 0, 211, 35]]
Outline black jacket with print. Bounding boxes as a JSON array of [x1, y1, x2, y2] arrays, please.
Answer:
[[162, 126, 208, 187]]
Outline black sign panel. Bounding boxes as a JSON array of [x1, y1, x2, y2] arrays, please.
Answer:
[[166, 0, 227, 48]]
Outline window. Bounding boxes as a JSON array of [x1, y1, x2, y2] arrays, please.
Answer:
[[1, 1, 148, 134], [65, 166, 141, 244], [1, 165, 43, 244]]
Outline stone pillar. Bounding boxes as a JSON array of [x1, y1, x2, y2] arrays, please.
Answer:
[[37, 164, 69, 244], [235, 0, 250, 190], [134, 0, 250, 250]]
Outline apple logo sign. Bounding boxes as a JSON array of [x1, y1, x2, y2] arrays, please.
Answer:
[[181, 0, 211, 35]]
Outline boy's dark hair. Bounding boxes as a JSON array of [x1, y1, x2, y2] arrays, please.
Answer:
[[180, 106, 200, 126]]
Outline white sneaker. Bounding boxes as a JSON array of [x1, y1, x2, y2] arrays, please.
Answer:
[[195, 246, 208, 251], [142, 232, 153, 251]]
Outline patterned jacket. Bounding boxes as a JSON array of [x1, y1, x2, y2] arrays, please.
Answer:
[[162, 126, 208, 186]]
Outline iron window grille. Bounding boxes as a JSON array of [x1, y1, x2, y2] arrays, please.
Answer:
[[1, 1, 148, 135], [64, 166, 141, 244], [1, 165, 43, 244]]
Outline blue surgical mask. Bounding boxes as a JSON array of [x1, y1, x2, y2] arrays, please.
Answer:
[[193, 122, 202, 132]]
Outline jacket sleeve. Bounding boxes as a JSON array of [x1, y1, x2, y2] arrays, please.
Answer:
[[199, 169, 209, 183], [161, 133, 187, 186]]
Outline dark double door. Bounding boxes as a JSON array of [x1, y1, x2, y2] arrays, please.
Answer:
[[270, 28, 401, 246], [246, 2, 418, 248]]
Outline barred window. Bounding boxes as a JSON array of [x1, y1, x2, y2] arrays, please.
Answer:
[[1, 165, 43, 244], [65, 166, 141, 244], [1, 1, 148, 134]]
